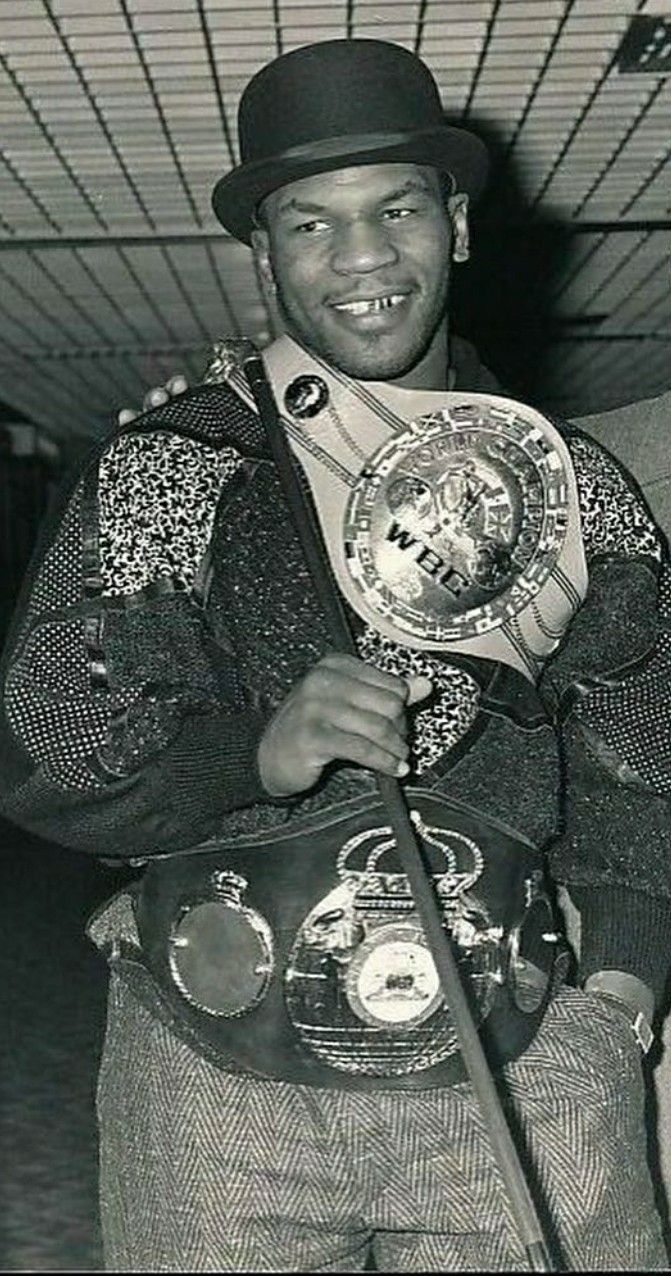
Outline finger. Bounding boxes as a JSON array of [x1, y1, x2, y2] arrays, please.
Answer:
[[117, 408, 138, 426], [405, 675, 434, 707], [321, 726, 410, 778], [305, 668, 408, 724], [319, 653, 410, 703], [143, 386, 170, 412], [342, 683, 410, 729], [166, 373, 188, 396], [322, 705, 409, 762], [324, 660, 432, 713]]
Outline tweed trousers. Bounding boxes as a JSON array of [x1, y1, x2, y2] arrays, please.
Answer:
[[96, 973, 667, 1273]]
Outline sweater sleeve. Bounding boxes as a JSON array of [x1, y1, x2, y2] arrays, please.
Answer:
[[540, 429, 671, 1003], [0, 423, 277, 860]]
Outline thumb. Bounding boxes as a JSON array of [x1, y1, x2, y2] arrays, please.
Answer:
[[405, 674, 433, 706]]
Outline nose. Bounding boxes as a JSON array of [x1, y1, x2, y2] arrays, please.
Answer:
[[330, 217, 399, 275]]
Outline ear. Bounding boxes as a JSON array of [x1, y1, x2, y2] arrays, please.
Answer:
[[447, 193, 470, 264], [251, 225, 277, 300]]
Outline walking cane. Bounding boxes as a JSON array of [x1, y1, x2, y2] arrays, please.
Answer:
[[241, 344, 556, 1273]]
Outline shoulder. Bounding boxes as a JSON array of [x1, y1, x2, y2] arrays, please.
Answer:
[[564, 425, 663, 564], [572, 390, 671, 545], [110, 376, 263, 455], [94, 370, 265, 506], [97, 386, 250, 525], [94, 384, 258, 599], [572, 389, 671, 472]]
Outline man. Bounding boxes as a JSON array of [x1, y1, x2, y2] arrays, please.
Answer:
[[1, 39, 670, 1273]]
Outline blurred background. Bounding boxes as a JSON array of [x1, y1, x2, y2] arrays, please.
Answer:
[[0, 0, 669, 1269]]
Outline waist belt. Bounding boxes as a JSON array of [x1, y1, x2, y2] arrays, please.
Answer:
[[125, 790, 562, 1090]]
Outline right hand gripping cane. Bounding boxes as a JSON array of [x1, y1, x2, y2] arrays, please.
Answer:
[[241, 345, 557, 1273]]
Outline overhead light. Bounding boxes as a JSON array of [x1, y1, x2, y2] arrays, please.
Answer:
[[617, 14, 671, 74]]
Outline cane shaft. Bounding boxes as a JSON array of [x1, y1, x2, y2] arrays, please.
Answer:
[[243, 352, 555, 1272]]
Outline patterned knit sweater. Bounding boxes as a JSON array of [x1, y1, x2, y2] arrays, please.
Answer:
[[1, 345, 670, 1002]]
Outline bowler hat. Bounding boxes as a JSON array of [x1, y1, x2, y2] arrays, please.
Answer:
[[212, 39, 489, 245]]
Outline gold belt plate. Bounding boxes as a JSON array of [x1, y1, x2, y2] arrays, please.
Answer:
[[343, 403, 569, 643]]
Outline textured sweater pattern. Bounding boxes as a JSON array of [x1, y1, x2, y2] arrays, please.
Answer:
[[1, 362, 671, 1001]]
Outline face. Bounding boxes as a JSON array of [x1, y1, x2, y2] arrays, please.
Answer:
[[253, 163, 465, 384]]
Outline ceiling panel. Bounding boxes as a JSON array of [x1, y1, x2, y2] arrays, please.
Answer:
[[0, 0, 669, 444]]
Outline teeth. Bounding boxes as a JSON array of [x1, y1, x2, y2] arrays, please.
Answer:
[[334, 294, 406, 315]]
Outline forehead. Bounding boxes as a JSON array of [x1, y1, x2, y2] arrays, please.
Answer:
[[264, 162, 441, 218]]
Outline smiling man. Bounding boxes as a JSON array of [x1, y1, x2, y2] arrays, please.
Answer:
[[254, 164, 463, 385], [1, 39, 671, 1274]]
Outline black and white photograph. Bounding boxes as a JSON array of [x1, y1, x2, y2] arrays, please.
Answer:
[[0, 1, 670, 1271]]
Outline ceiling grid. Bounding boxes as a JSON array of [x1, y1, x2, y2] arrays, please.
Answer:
[[0, 0, 668, 439]]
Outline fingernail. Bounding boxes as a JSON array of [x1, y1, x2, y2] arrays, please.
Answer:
[[397, 761, 410, 777], [117, 409, 136, 426]]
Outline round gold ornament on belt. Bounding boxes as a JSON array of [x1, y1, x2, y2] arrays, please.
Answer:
[[168, 870, 274, 1017], [343, 402, 570, 643], [344, 920, 443, 1028]]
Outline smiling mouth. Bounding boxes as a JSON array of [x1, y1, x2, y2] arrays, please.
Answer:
[[331, 293, 409, 316]]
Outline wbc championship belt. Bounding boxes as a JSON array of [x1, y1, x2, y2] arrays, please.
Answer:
[[225, 335, 588, 683]]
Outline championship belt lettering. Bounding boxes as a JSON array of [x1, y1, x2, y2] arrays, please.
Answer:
[[226, 335, 588, 683]]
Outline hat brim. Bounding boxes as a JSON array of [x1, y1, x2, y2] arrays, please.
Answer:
[[212, 126, 489, 245]]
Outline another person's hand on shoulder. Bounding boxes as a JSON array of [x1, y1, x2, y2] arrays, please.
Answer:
[[257, 653, 432, 796], [117, 373, 190, 426]]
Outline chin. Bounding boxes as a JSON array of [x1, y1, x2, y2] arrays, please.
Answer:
[[332, 352, 419, 381], [316, 329, 431, 383]]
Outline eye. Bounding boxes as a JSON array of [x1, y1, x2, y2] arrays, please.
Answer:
[[381, 207, 415, 221], [293, 218, 330, 235]]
